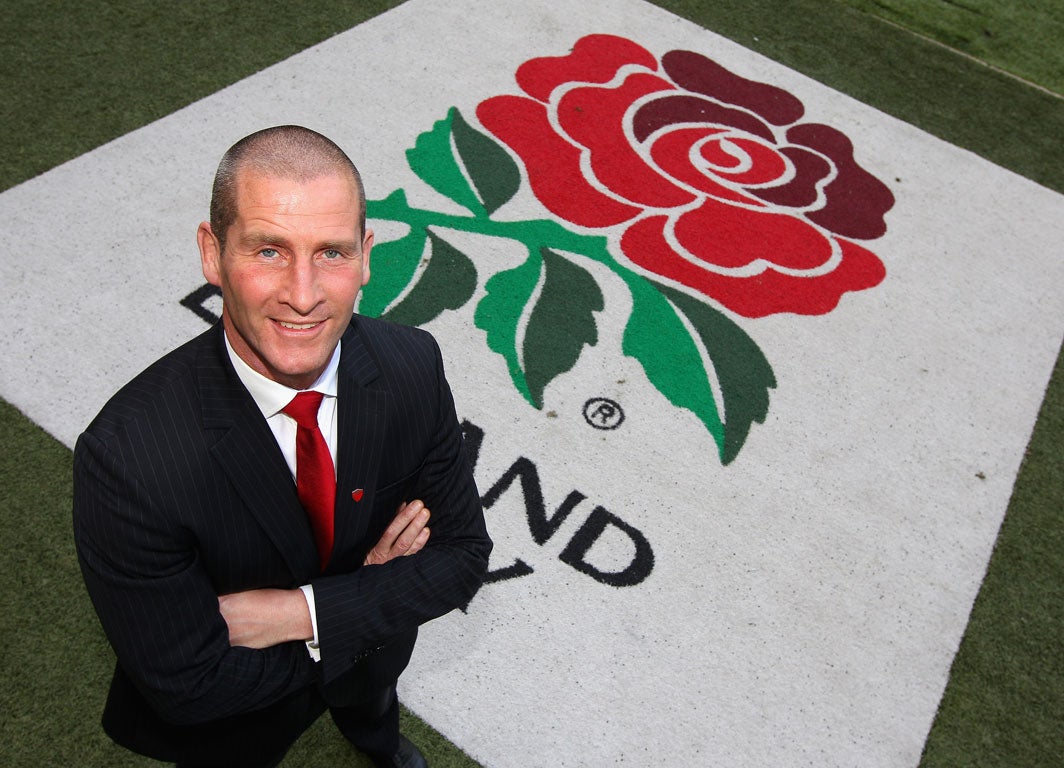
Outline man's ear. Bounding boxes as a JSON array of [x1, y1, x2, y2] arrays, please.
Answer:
[[198, 222, 222, 286], [360, 229, 374, 287]]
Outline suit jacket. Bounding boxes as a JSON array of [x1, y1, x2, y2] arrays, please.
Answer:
[[73, 316, 491, 763]]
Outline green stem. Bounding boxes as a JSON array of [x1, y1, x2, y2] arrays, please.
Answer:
[[368, 189, 596, 251], [368, 188, 730, 458]]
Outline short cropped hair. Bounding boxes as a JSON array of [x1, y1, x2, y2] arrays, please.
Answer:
[[210, 125, 366, 251]]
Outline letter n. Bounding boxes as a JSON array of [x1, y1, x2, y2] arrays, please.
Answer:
[[481, 457, 585, 545]]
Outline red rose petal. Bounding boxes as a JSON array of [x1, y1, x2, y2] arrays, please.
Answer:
[[517, 34, 658, 103], [698, 137, 748, 170], [477, 95, 640, 227], [650, 127, 762, 205], [559, 73, 693, 209], [621, 213, 885, 317], [673, 198, 830, 271], [704, 137, 788, 187]]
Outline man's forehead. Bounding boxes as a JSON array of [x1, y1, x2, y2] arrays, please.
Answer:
[[232, 169, 361, 215]]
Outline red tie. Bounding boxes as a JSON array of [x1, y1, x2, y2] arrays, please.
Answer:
[[283, 391, 335, 571]]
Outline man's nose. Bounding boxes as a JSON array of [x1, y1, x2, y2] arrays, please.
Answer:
[[283, 257, 324, 313]]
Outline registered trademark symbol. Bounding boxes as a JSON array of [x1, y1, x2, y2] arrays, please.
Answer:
[[583, 397, 625, 430]]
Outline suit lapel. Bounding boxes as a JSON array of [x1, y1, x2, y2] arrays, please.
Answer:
[[197, 325, 319, 582], [332, 320, 389, 566]]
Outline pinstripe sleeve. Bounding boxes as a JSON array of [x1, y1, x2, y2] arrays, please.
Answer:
[[73, 428, 316, 725], [311, 330, 492, 684]]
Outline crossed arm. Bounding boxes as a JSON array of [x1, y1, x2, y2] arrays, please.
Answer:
[[218, 499, 431, 649]]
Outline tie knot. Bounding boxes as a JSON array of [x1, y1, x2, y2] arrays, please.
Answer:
[[283, 391, 325, 429]]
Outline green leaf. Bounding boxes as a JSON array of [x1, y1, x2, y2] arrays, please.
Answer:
[[474, 250, 543, 405], [357, 225, 427, 318], [381, 230, 478, 327], [657, 284, 776, 464], [406, 109, 483, 214], [523, 249, 604, 407], [452, 107, 520, 216], [621, 282, 727, 457]]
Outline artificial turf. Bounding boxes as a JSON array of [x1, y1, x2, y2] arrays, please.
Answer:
[[1, 1, 1060, 765]]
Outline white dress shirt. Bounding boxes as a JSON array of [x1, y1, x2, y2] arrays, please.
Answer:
[[224, 331, 340, 661]]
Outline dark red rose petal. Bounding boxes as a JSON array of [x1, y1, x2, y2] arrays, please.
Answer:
[[749, 146, 832, 208], [634, 94, 774, 143], [661, 50, 805, 127], [788, 123, 895, 239], [559, 73, 693, 208], [622, 216, 886, 317], [477, 95, 640, 227], [517, 34, 658, 103]]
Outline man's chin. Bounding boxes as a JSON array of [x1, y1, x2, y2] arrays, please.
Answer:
[[268, 361, 329, 389]]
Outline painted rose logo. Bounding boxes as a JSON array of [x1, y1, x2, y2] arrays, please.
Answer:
[[359, 34, 895, 464], [477, 35, 892, 318]]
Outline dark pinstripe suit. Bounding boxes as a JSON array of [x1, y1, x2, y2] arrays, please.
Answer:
[[73, 316, 491, 763]]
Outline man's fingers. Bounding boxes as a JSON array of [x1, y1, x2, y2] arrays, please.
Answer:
[[395, 506, 430, 552], [380, 499, 424, 544], [363, 501, 431, 566], [406, 526, 430, 556]]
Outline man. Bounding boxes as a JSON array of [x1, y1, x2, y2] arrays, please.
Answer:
[[73, 125, 491, 768]]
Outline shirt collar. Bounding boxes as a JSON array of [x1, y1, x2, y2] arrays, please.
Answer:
[[223, 331, 341, 419]]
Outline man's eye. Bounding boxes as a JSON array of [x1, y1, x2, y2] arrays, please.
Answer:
[[323, 249, 343, 260], [259, 248, 279, 259]]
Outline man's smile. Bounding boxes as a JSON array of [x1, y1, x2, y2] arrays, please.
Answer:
[[276, 320, 324, 331]]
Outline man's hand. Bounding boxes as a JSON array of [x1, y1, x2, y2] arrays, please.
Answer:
[[218, 501, 429, 648], [218, 589, 313, 649], [363, 499, 431, 566]]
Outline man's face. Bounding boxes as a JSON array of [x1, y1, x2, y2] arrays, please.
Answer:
[[199, 168, 373, 390]]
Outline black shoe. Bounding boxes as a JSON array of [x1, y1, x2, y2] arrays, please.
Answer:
[[370, 734, 427, 768]]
